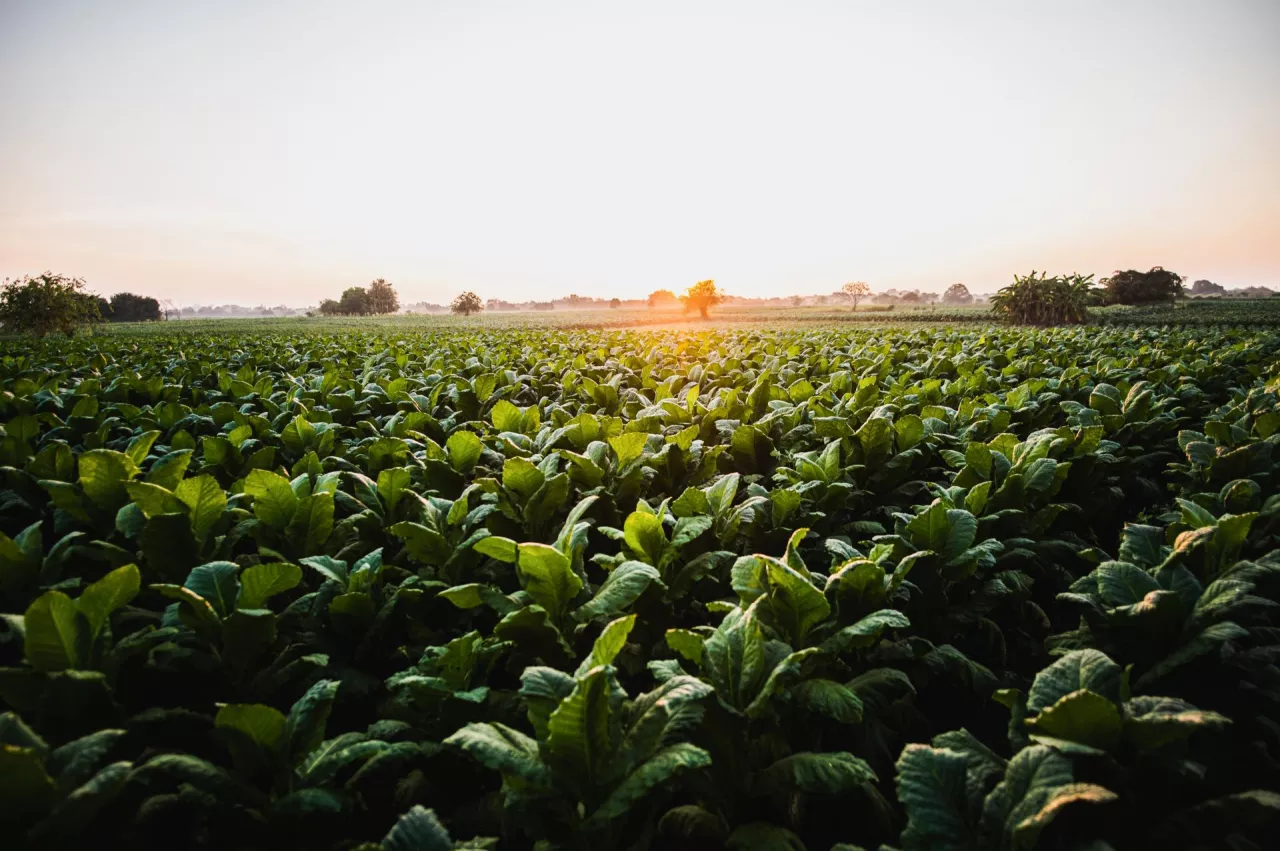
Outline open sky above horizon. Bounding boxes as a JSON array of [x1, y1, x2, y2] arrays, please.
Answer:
[[2, 0, 1278, 307]]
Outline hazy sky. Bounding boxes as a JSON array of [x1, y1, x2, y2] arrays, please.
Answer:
[[2, 1, 1277, 306]]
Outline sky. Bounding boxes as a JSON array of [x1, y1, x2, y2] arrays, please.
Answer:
[[1, 0, 1277, 307]]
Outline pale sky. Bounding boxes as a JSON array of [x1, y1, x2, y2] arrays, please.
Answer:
[[1, 0, 1277, 306]]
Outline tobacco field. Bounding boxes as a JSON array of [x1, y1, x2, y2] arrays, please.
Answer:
[[1, 323, 1278, 850]]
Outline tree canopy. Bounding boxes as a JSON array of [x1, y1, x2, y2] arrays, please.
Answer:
[[1101, 267, 1184, 305], [681, 280, 723, 318], [451, 291, 483, 315], [841, 281, 871, 311], [941, 283, 973, 305], [0, 273, 101, 337]]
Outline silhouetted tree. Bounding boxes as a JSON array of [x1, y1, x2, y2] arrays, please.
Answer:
[[338, 286, 370, 315], [841, 281, 871, 311], [318, 299, 342, 315], [942, 283, 973, 305], [681, 279, 722, 319], [108, 292, 162, 322], [0, 273, 101, 337], [452, 292, 483, 315], [1100, 267, 1184, 305], [366, 278, 399, 314], [1189, 279, 1225, 296], [646, 289, 678, 309], [609, 298, 621, 309]]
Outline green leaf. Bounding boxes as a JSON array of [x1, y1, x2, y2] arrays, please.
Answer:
[[502, 457, 544, 500], [185, 561, 241, 619], [382, 805, 455, 851], [623, 511, 667, 565], [445, 722, 550, 785], [575, 561, 662, 622], [1026, 689, 1122, 751], [609, 432, 649, 468], [1094, 561, 1160, 607], [76, 563, 140, 639], [665, 629, 704, 665], [244, 468, 298, 529], [174, 475, 226, 543], [472, 535, 518, 563], [446, 431, 485, 472], [490, 399, 525, 433], [703, 602, 767, 712], [791, 679, 863, 723], [517, 543, 583, 621], [547, 665, 621, 786], [758, 751, 876, 795], [238, 562, 302, 610], [1027, 649, 1122, 714], [124, 481, 187, 518], [215, 703, 288, 752], [377, 467, 413, 516], [584, 743, 711, 829], [763, 557, 829, 647], [146, 449, 193, 491], [575, 614, 636, 677], [895, 745, 973, 851], [978, 745, 1075, 848], [0, 744, 56, 814], [1122, 695, 1231, 751], [78, 449, 141, 511], [24, 591, 81, 671], [392, 522, 452, 566], [286, 679, 340, 765]]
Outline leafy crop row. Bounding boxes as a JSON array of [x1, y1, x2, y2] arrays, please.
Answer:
[[1, 324, 1278, 850]]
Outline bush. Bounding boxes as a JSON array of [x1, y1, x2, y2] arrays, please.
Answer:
[[0, 272, 101, 337], [990, 271, 1093, 326], [1100, 267, 1183, 305], [106, 292, 162, 323], [452, 292, 483, 316]]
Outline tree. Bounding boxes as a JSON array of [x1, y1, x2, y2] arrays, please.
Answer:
[[680, 279, 723, 319], [0, 272, 101, 337], [609, 298, 621, 309], [338, 286, 369, 315], [451, 292, 483, 316], [646, 289, 677, 309], [108, 292, 162, 322], [841, 281, 871, 311], [318, 299, 342, 315], [941, 283, 973, 305], [1189, 279, 1225, 296], [990, 271, 1093, 326], [1100, 267, 1184, 305], [366, 278, 399, 314], [790, 295, 803, 307]]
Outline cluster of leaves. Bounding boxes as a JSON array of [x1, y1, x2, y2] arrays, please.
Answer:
[[990, 272, 1095, 326], [1, 322, 1278, 850]]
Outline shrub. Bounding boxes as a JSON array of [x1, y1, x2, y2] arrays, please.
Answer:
[[1100, 267, 1183, 305], [0, 272, 101, 337], [990, 271, 1093, 325], [681, 280, 723, 318], [452, 292, 483, 315]]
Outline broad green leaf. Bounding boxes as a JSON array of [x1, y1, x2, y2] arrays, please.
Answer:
[[584, 743, 711, 829], [184, 561, 241, 619], [575, 614, 636, 676], [1094, 561, 1160, 607], [445, 722, 550, 784], [244, 468, 298, 528], [446, 431, 484, 472], [24, 591, 81, 671], [758, 751, 875, 795], [665, 629, 704, 665], [1027, 649, 1122, 714], [609, 432, 649, 468], [78, 449, 140, 511], [763, 557, 830, 647], [238, 562, 302, 610], [790, 679, 863, 723], [517, 543, 583, 620], [124, 481, 187, 518], [624, 511, 667, 565], [575, 561, 662, 622], [473, 534, 518, 562], [215, 703, 288, 752], [382, 805, 455, 851], [546, 665, 620, 786], [895, 744, 973, 851], [174, 475, 226, 543], [76, 563, 141, 639], [286, 679, 340, 765], [1026, 689, 1122, 752]]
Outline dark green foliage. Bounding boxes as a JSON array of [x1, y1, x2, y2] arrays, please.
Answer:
[[1, 321, 1278, 850], [990, 271, 1094, 326], [1101, 266, 1184, 305]]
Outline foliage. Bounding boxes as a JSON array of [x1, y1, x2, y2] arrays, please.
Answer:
[[366, 279, 400, 315], [942, 283, 973, 305], [1189, 279, 1224, 296], [103, 293, 163, 323], [990, 271, 1094, 326], [451, 292, 484, 316], [0, 273, 102, 337], [0, 319, 1278, 850], [647, 290, 677, 309], [841, 281, 872, 311], [1101, 267, 1184, 305], [680, 280, 723, 318]]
